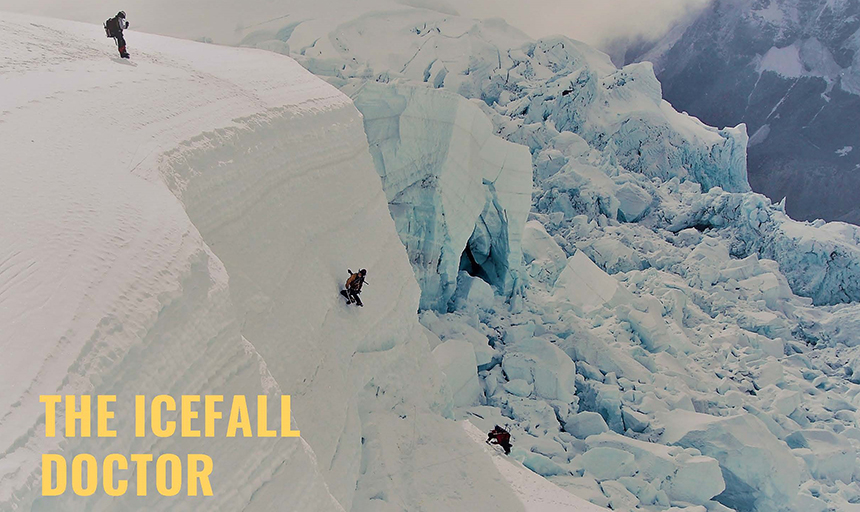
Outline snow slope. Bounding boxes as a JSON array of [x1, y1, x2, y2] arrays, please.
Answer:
[[462, 420, 607, 512], [0, 12, 524, 512]]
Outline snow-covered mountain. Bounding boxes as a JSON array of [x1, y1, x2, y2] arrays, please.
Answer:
[[621, 0, 860, 224], [4, 4, 860, 512]]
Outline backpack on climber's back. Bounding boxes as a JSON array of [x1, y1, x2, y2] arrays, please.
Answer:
[[104, 16, 119, 38]]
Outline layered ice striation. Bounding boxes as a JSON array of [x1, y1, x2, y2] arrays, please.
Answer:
[[0, 15, 344, 511], [0, 13, 525, 512], [353, 82, 532, 311]]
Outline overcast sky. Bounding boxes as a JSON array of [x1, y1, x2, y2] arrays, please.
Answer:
[[0, 0, 713, 48], [454, 0, 712, 46]]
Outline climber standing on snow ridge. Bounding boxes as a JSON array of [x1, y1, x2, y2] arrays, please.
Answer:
[[104, 11, 130, 59], [341, 269, 368, 307], [487, 425, 512, 454]]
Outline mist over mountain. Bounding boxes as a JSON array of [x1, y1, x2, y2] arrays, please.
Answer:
[[622, 0, 860, 223]]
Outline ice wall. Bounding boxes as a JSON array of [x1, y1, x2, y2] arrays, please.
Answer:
[[660, 185, 860, 305], [487, 44, 750, 194], [352, 82, 532, 311], [0, 13, 523, 512], [283, 11, 749, 195], [0, 14, 341, 512]]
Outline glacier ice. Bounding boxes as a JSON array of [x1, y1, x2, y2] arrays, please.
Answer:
[[661, 410, 801, 511], [521, 220, 568, 284], [433, 339, 483, 407], [552, 251, 635, 313], [0, 17, 351, 511], [621, 408, 650, 433], [501, 337, 577, 403], [576, 446, 637, 480], [6, 4, 860, 512], [352, 82, 532, 312], [785, 429, 857, 484], [286, 10, 750, 197], [282, 8, 860, 511], [660, 185, 860, 305], [585, 433, 725, 506], [626, 0, 860, 224], [564, 412, 610, 439], [615, 182, 653, 222]]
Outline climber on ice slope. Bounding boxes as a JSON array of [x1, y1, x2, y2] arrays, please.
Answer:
[[341, 269, 367, 307], [104, 11, 130, 59], [487, 425, 512, 455]]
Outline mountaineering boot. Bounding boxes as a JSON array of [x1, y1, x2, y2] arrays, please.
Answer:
[[119, 46, 130, 58]]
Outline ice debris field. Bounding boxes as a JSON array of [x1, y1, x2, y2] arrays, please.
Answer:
[[3, 5, 860, 512]]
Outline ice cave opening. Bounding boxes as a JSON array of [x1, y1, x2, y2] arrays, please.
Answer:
[[458, 185, 513, 299]]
